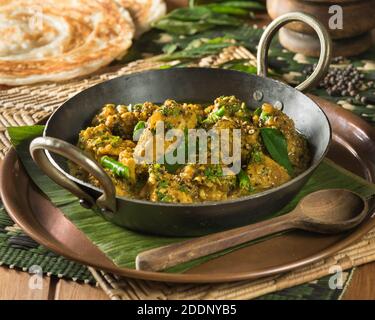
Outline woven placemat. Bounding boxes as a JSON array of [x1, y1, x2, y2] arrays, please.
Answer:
[[0, 46, 374, 299], [0, 201, 94, 282]]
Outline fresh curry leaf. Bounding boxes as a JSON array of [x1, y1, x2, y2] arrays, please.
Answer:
[[204, 4, 249, 16], [153, 19, 213, 35], [153, 4, 245, 36], [260, 128, 294, 176], [7, 125, 45, 147], [218, 1, 265, 10], [228, 63, 257, 74], [160, 42, 232, 61], [206, 14, 243, 26], [167, 7, 212, 21], [153, 25, 263, 62]]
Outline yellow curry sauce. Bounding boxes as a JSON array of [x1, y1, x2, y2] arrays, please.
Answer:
[[71, 96, 311, 203]]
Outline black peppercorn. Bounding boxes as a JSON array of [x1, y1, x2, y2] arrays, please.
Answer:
[[303, 62, 370, 98]]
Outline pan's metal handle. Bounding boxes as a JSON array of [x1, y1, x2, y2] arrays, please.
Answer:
[[30, 137, 117, 214], [257, 12, 332, 92]]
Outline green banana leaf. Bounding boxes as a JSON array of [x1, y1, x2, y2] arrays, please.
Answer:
[[7, 126, 375, 273]]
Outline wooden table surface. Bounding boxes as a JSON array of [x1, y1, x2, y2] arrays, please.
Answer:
[[1, 262, 375, 300], [0, 0, 375, 300]]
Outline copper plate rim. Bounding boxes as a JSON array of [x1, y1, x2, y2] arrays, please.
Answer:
[[1, 96, 375, 283]]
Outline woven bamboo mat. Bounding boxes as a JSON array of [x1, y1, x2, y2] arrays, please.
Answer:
[[0, 58, 166, 158], [0, 46, 375, 300]]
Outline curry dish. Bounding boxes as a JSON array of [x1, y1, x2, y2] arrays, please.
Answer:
[[71, 96, 311, 203]]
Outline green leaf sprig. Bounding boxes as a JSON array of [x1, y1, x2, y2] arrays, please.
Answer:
[[260, 128, 294, 176], [153, 1, 265, 36]]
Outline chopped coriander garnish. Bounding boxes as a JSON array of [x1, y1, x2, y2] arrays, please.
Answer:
[[179, 185, 188, 193], [156, 190, 172, 203], [251, 148, 263, 163], [160, 101, 182, 117], [260, 111, 271, 122], [158, 180, 169, 189], [253, 107, 262, 116], [204, 165, 223, 180], [238, 169, 253, 192]]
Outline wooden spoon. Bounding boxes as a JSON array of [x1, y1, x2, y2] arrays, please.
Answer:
[[136, 189, 369, 272]]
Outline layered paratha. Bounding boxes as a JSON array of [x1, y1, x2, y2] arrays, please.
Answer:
[[0, 0, 135, 85], [116, 0, 166, 37]]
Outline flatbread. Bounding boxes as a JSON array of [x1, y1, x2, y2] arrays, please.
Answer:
[[0, 0, 135, 85], [116, 0, 166, 37]]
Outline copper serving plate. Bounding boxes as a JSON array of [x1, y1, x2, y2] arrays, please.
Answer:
[[1, 96, 375, 283]]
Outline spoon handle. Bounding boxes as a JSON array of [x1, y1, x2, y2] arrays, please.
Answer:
[[136, 213, 297, 272]]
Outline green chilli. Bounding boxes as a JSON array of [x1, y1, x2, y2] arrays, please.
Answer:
[[100, 156, 130, 180], [203, 106, 226, 124]]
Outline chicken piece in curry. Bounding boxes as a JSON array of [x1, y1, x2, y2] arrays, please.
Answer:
[[71, 96, 311, 203]]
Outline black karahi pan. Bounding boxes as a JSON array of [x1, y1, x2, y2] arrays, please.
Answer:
[[30, 13, 332, 236]]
